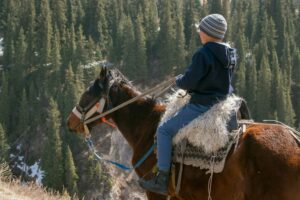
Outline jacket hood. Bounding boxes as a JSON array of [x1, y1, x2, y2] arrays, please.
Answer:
[[205, 42, 237, 68]]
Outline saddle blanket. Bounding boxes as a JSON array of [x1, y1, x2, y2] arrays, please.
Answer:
[[160, 90, 243, 173]]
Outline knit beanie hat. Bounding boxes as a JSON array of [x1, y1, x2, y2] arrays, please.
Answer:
[[199, 14, 227, 39]]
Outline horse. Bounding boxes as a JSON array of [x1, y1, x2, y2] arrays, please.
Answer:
[[67, 67, 300, 200]]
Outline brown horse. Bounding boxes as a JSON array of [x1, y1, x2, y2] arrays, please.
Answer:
[[67, 67, 300, 200]]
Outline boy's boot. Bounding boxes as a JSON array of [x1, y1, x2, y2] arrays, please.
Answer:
[[138, 170, 169, 195]]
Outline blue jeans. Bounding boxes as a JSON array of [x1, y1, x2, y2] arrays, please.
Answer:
[[157, 103, 209, 171]]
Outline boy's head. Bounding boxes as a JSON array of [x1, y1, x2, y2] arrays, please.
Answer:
[[199, 14, 227, 43]]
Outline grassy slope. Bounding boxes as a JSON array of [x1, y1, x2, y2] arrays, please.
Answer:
[[0, 165, 72, 200], [0, 180, 72, 200]]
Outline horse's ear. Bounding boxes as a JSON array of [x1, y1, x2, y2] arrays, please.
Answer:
[[99, 66, 107, 80], [97, 66, 107, 90]]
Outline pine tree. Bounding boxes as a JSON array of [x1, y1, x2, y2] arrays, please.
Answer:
[[256, 54, 272, 121], [134, 14, 148, 82], [275, 74, 286, 122], [15, 90, 30, 139], [209, 0, 222, 14], [15, 28, 27, 68], [63, 25, 77, 66], [85, 0, 109, 53], [269, 49, 295, 125], [157, 0, 175, 76], [78, 0, 86, 23], [121, 16, 136, 79], [230, 0, 246, 44], [47, 28, 62, 96], [3, 0, 17, 66], [142, 0, 159, 53], [61, 63, 80, 119], [185, 0, 201, 60], [270, 50, 281, 117], [38, 0, 52, 64], [269, 0, 285, 55], [265, 18, 277, 60], [75, 26, 89, 66], [66, 0, 76, 27], [254, 38, 269, 71], [245, 56, 257, 118], [184, 0, 195, 49], [233, 30, 247, 97], [245, 0, 258, 43], [0, 0, 6, 33], [107, 0, 124, 62], [27, 82, 41, 135], [64, 145, 78, 196], [84, 155, 109, 195], [280, 33, 292, 86], [222, 0, 230, 20], [42, 98, 64, 191], [234, 61, 246, 97], [282, 73, 296, 126], [252, 3, 268, 44], [25, 0, 36, 66], [0, 74, 10, 128], [173, 6, 186, 73], [9, 28, 26, 97], [296, 6, 300, 46], [292, 50, 300, 126], [76, 66, 85, 93], [0, 123, 9, 162], [50, 0, 67, 36]]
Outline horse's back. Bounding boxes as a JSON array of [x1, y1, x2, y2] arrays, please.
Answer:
[[177, 124, 300, 200], [242, 124, 300, 200]]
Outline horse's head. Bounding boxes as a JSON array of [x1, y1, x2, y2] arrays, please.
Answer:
[[67, 66, 113, 136]]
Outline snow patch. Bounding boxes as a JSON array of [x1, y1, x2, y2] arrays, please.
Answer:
[[10, 151, 44, 185], [28, 160, 44, 184], [16, 144, 22, 151]]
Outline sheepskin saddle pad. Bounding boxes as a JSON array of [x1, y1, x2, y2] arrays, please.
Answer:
[[160, 90, 244, 173]]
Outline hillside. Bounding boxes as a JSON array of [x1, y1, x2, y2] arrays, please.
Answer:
[[0, 0, 299, 198]]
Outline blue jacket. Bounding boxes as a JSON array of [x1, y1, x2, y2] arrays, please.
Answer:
[[176, 42, 237, 106]]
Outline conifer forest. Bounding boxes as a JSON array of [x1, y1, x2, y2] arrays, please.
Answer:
[[0, 0, 300, 199]]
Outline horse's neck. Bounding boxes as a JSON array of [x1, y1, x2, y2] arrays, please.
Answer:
[[109, 85, 164, 149]]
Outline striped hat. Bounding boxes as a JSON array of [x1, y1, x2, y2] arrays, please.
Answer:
[[199, 14, 227, 39]]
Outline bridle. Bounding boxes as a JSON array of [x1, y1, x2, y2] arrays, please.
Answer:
[[71, 78, 116, 136], [69, 71, 176, 172], [70, 70, 176, 137]]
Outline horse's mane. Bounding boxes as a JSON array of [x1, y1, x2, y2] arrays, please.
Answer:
[[108, 68, 157, 107]]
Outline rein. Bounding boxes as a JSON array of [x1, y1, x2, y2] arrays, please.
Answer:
[[71, 76, 176, 171], [84, 77, 176, 124], [85, 137, 156, 171]]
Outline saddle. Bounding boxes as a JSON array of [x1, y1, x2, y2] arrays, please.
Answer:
[[159, 90, 251, 173]]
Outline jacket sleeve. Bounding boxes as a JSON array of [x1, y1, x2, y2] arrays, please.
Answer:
[[176, 51, 208, 90]]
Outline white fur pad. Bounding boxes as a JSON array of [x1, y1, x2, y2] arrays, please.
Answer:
[[160, 90, 243, 154]]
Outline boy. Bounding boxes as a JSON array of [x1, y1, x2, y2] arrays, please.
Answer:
[[139, 14, 237, 195]]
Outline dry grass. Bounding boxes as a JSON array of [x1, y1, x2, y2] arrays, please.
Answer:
[[0, 164, 72, 200]]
